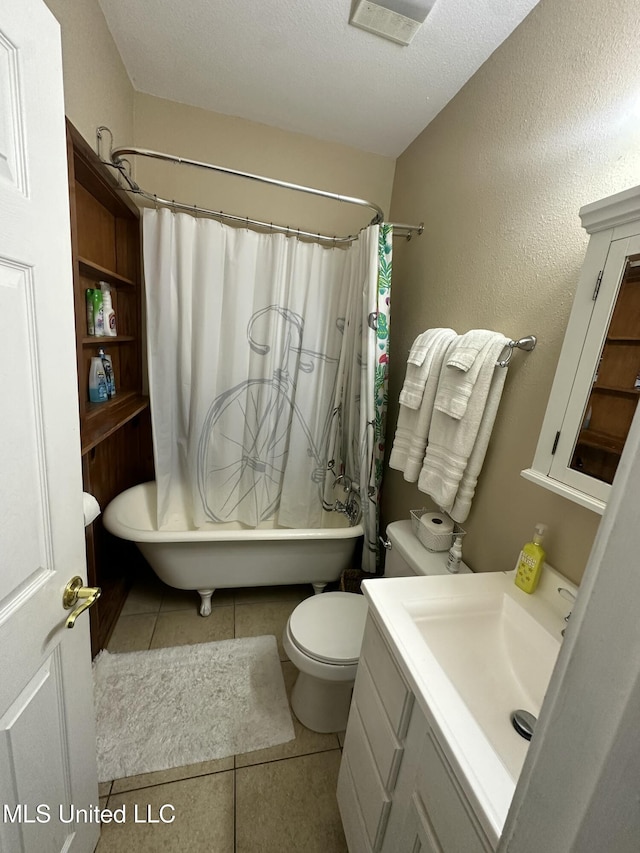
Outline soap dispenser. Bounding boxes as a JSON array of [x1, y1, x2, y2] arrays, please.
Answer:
[[515, 523, 547, 594]]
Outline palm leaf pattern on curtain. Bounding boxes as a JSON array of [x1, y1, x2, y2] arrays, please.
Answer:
[[369, 223, 392, 571]]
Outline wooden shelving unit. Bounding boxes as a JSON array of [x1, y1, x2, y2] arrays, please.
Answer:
[[78, 256, 136, 287], [67, 120, 154, 656]]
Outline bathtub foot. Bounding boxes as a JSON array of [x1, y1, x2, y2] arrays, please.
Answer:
[[312, 582, 327, 595], [198, 589, 215, 617]]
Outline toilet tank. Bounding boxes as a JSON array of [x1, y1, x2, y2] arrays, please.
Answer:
[[384, 520, 470, 577]]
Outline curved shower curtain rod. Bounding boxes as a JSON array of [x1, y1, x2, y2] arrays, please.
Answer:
[[96, 126, 424, 246]]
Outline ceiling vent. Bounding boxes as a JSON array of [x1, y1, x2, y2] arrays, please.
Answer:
[[349, 0, 434, 46]]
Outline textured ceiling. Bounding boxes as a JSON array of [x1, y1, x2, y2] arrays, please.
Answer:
[[98, 0, 541, 158]]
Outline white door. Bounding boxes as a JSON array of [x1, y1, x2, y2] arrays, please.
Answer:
[[0, 2, 100, 853]]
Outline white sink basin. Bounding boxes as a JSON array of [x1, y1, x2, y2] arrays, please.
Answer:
[[361, 566, 575, 841], [404, 591, 560, 779]]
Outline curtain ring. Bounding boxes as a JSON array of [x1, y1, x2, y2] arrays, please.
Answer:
[[154, 194, 158, 210], [270, 222, 273, 233], [297, 227, 301, 241], [245, 215, 249, 231]]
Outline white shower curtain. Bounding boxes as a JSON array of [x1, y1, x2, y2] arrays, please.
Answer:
[[143, 208, 379, 538]]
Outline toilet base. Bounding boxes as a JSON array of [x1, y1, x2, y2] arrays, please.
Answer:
[[290, 671, 354, 733]]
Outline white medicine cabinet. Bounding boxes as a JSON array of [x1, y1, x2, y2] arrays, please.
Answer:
[[523, 185, 640, 514]]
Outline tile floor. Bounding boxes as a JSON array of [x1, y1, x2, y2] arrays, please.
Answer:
[[95, 571, 348, 852]]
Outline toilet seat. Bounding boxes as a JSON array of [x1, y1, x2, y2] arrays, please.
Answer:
[[288, 591, 368, 665]]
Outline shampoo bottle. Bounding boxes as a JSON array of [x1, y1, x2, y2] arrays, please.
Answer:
[[515, 523, 547, 594]]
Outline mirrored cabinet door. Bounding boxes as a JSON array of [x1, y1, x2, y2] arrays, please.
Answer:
[[523, 184, 640, 514], [551, 236, 640, 497]]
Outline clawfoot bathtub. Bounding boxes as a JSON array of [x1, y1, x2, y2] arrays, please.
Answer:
[[103, 482, 363, 616]]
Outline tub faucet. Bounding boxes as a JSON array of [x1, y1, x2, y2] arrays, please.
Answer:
[[335, 495, 360, 525], [333, 476, 359, 525]]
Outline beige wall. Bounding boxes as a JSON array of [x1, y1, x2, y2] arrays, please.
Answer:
[[133, 93, 395, 238], [41, 0, 393, 233], [44, 0, 133, 148], [384, 0, 640, 585], [44, 0, 639, 584]]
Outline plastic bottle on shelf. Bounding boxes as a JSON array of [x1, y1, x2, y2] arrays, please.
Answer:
[[88, 357, 108, 403], [86, 288, 95, 336], [98, 347, 116, 398], [446, 533, 463, 574], [93, 288, 104, 336], [100, 281, 117, 337]]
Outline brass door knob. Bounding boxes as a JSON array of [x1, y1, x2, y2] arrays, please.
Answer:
[[63, 576, 101, 629]]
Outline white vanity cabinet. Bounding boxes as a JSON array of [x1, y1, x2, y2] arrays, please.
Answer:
[[382, 701, 493, 853], [337, 615, 494, 853], [523, 184, 640, 513]]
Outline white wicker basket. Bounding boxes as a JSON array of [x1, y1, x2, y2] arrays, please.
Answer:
[[410, 509, 463, 552]]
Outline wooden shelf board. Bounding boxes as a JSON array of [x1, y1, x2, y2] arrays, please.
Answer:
[[592, 384, 640, 397], [78, 256, 135, 287], [81, 335, 135, 344], [81, 393, 149, 455], [575, 428, 624, 454], [605, 336, 640, 343]]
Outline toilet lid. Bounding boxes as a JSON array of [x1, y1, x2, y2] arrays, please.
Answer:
[[289, 592, 368, 665]]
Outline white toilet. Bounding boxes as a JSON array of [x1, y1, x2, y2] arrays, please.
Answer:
[[283, 592, 368, 733], [383, 519, 470, 578], [283, 519, 470, 733]]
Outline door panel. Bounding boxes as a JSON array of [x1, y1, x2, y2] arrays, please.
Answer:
[[0, 3, 99, 852], [0, 260, 49, 603]]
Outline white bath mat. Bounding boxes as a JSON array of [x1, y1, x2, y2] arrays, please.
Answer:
[[93, 635, 294, 782]]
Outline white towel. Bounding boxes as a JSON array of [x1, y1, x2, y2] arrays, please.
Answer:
[[389, 329, 456, 480], [407, 333, 431, 366], [418, 336, 509, 518], [449, 363, 508, 522], [398, 329, 456, 410], [435, 330, 506, 420]]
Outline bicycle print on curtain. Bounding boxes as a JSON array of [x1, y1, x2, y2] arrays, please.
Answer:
[[143, 208, 385, 552]]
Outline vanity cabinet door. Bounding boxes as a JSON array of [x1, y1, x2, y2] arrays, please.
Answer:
[[380, 700, 494, 853], [415, 730, 493, 853], [403, 793, 444, 853]]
